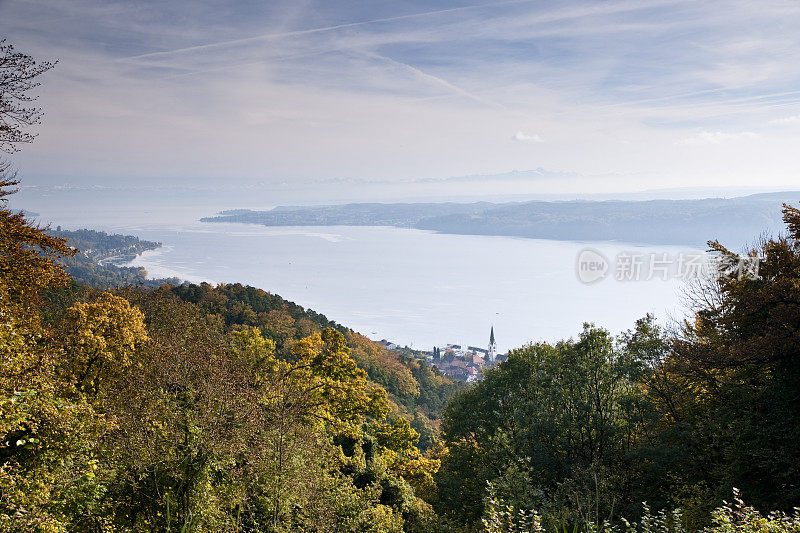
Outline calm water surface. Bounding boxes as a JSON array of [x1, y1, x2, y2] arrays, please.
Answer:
[[16, 188, 698, 352]]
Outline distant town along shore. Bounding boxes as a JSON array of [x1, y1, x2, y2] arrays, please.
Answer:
[[377, 327, 506, 382]]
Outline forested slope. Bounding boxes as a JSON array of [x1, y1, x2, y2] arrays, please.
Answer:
[[2, 181, 444, 530], [42, 227, 461, 435], [11, 199, 799, 532], [45, 227, 181, 288]]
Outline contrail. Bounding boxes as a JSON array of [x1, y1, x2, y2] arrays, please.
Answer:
[[120, 0, 537, 61], [121, 0, 692, 63], [360, 50, 507, 109]]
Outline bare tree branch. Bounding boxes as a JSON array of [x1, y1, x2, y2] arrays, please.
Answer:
[[0, 39, 56, 153]]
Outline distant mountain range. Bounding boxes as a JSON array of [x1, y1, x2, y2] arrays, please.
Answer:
[[201, 192, 800, 248]]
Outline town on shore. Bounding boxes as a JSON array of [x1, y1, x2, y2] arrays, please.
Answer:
[[376, 326, 507, 382]]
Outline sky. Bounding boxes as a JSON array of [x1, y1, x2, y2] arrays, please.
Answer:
[[2, 0, 800, 199]]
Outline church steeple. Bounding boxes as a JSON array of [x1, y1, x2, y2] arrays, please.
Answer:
[[488, 326, 496, 363]]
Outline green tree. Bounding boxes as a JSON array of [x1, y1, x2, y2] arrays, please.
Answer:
[[659, 204, 800, 517], [437, 324, 655, 529]]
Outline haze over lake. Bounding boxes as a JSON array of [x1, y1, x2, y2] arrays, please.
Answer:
[[17, 187, 702, 353]]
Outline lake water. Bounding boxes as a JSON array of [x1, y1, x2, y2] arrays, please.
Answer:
[[14, 187, 700, 353]]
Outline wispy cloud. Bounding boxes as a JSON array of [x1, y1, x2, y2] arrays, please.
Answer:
[[676, 131, 759, 146], [1, 0, 800, 189], [769, 114, 800, 125], [512, 131, 544, 143]]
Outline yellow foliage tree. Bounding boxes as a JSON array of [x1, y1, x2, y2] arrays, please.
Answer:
[[61, 293, 148, 398], [1, 171, 109, 531], [287, 328, 390, 432]]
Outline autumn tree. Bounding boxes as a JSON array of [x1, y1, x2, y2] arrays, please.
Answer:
[[659, 203, 800, 517], [97, 288, 249, 531], [0, 42, 109, 531], [60, 292, 148, 398], [0, 183, 98, 530]]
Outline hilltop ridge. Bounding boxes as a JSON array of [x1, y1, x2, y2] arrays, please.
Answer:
[[202, 192, 800, 247]]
